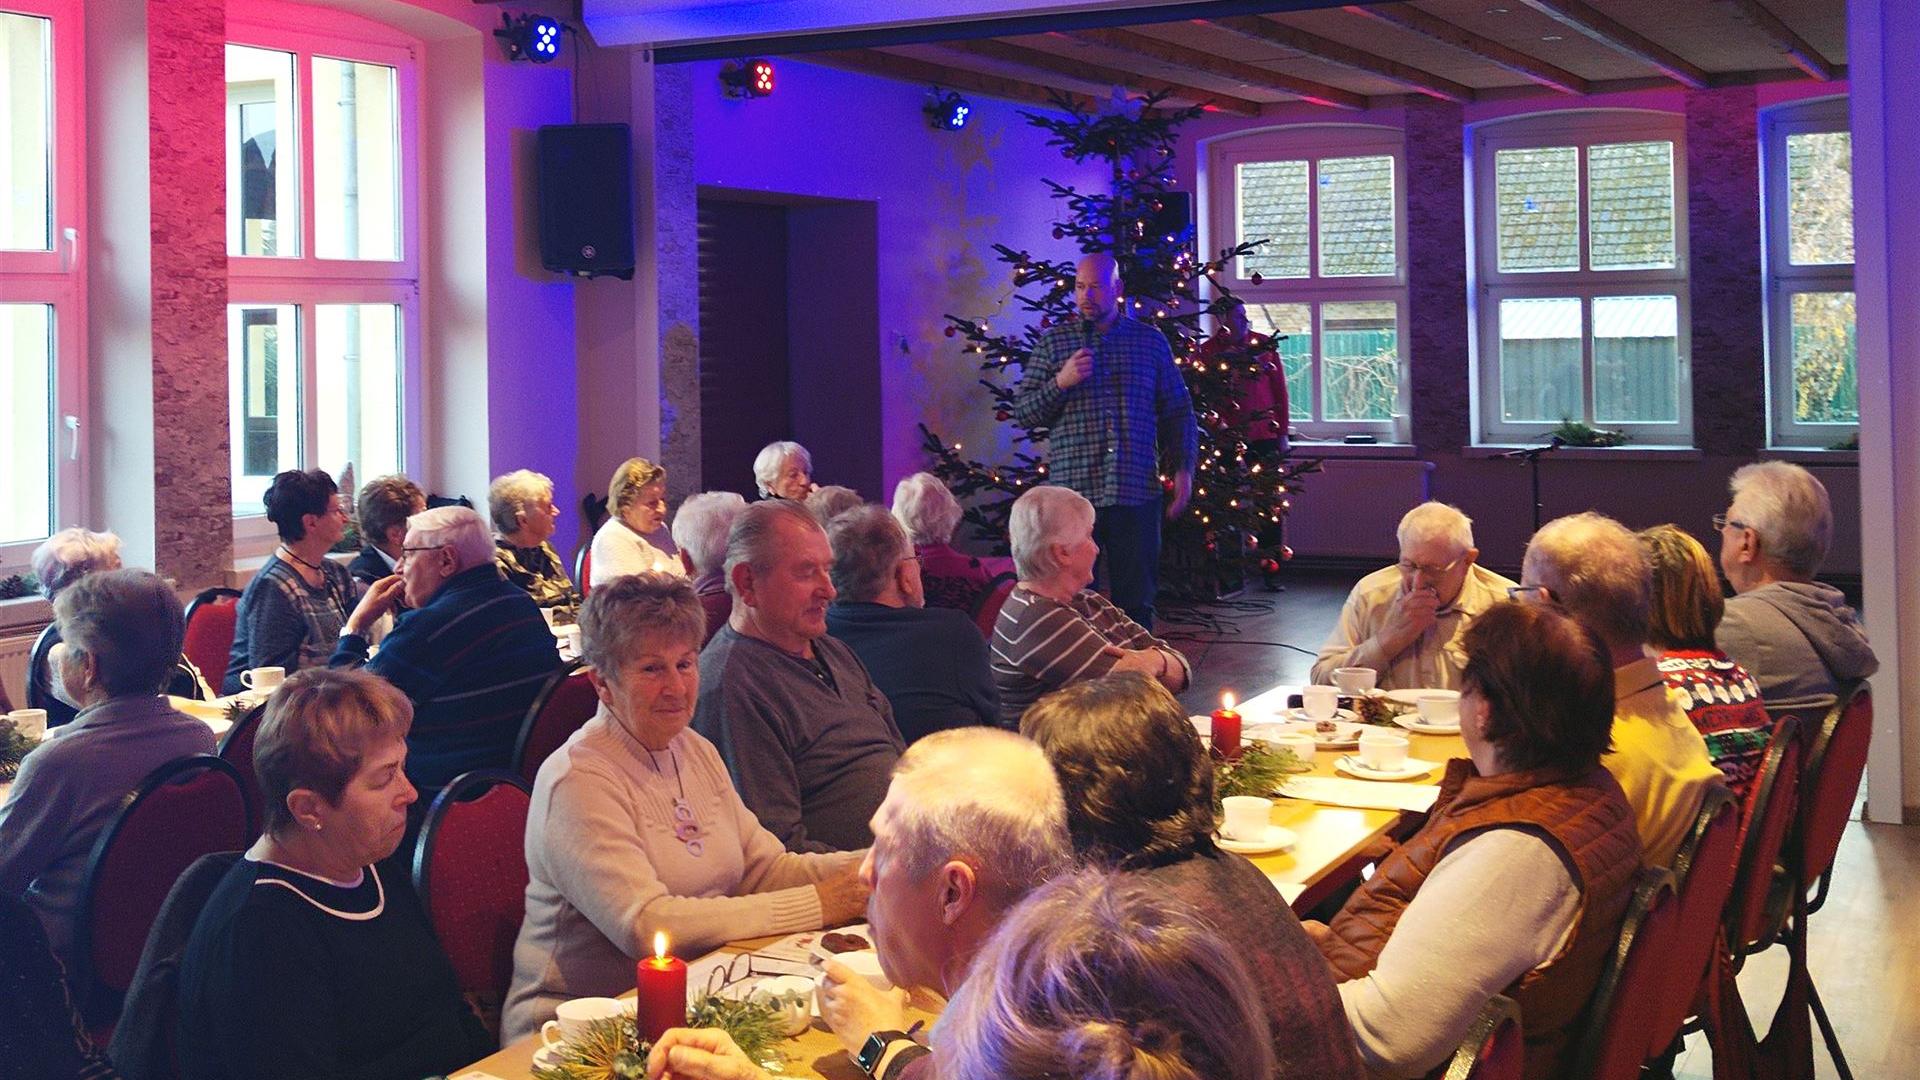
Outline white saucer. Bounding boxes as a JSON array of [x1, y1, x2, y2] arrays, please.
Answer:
[[1282, 706, 1360, 725], [1384, 688, 1459, 706], [1335, 755, 1440, 782], [1391, 713, 1462, 735], [1216, 824, 1298, 855], [532, 1044, 565, 1070]]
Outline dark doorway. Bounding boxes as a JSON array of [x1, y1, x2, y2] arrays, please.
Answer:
[[696, 191, 882, 500]]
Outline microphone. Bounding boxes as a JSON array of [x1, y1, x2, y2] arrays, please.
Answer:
[[1080, 318, 1096, 350]]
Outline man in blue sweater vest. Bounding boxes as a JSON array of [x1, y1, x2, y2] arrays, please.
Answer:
[[332, 505, 561, 791]]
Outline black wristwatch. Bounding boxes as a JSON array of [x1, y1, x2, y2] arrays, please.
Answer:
[[855, 1030, 915, 1077]]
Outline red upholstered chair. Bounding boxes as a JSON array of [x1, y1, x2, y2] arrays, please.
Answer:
[[512, 661, 598, 786], [972, 573, 1018, 640], [574, 544, 592, 596], [1795, 684, 1871, 917], [71, 755, 255, 1030], [215, 703, 269, 841], [1430, 994, 1522, 1080], [412, 769, 532, 1041], [1639, 786, 1741, 1062], [181, 588, 242, 690], [1727, 716, 1806, 961], [1571, 867, 1680, 1080]]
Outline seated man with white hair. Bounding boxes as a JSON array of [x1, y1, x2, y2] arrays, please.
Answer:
[[332, 506, 562, 791], [1715, 461, 1877, 707], [670, 491, 748, 648], [1312, 502, 1515, 690], [991, 486, 1189, 727], [825, 506, 999, 743], [1520, 512, 1720, 869]]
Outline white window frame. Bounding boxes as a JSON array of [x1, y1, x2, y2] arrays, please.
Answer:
[[226, 2, 422, 553], [1761, 96, 1854, 449], [1207, 124, 1409, 443], [1470, 110, 1692, 446], [0, 0, 85, 573]]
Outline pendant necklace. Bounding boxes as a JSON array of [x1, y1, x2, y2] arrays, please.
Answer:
[[645, 745, 704, 858]]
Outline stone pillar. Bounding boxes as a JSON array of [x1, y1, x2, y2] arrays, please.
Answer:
[[1685, 85, 1765, 458], [147, 0, 231, 586], [651, 64, 700, 503], [1403, 99, 1469, 454]]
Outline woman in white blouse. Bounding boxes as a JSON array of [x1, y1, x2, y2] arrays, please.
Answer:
[[501, 573, 869, 1042], [589, 457, 685, 584]]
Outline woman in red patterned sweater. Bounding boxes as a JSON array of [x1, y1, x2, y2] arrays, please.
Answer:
[[1639, 524, 1778, 803]]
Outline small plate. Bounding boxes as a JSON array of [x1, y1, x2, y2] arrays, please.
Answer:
[[1277, 719, 1366, 749], [807, 925, 877, 966], [1335, 755, 1440, 782], [532, 1044, 566, 1070], [1391, 712, 1461, 735], [1384, 688, 1459, 707], [1215, 824, 1298, 855], [1281, 706, 1361, 725]]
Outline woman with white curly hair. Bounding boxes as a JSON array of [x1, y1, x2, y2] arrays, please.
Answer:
[[891, 472, 1012, 614]]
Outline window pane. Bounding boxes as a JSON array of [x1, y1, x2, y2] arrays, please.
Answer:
[[1498, 297, 1582, 422], [1236, 160, 1309, 279], [1318, 155, 1395, 277], [0, 304, 52, 544], [313, 58, 400, 261], [1245, 302, 1312, 421], [0, 12, 52, 252], [230, 304, 300, 514], [1495, 147, 1579, 273], [1588, 141, 1675, 270], [1789, 291, 1858, 424], [1322, 301, 1398, 422], [315, 304, 402, 481], [1787, 131, 1853, 266], [226, 45, 299, 258], [1593, 295, 1679, 424]]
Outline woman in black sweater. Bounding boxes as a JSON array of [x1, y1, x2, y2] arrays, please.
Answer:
[[175, 669, 490, 1080]]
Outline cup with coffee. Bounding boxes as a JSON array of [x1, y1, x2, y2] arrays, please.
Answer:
[[240, 666, 286, 692], [540, 996, 629, 1050]]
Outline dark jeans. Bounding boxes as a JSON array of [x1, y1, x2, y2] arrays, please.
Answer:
[[1094, 499, 1162, 628]]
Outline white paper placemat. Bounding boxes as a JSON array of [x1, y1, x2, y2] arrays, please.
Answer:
[[1277, 776, 1442, 813]]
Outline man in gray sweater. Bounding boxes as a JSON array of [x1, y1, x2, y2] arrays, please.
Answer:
[[1715, 462, 1877, 707], [695, 500, 904, 853]]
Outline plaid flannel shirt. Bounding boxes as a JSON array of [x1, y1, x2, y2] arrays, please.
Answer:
[[1014, 316, 1198, 507]]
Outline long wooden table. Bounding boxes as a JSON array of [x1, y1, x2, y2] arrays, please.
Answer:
[[458, 691, 1466, 1080]]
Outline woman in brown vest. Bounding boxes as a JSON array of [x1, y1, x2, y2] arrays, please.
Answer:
[[1304, 601, 1642, 1080]]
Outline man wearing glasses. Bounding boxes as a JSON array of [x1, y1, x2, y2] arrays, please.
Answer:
[[1312, 502, 1516, 690]]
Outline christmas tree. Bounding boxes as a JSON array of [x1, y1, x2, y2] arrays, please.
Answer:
[[919, 91, 1319, 599]]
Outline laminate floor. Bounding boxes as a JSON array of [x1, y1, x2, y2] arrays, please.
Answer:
[[1160, 574, 1920, 1080]]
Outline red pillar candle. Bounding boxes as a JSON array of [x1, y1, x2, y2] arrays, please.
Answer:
[[636, 931, 688, 1045], [1212, 692, 1242, 759]]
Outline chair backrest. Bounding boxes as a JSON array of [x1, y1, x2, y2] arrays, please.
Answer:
[[180, 588, 242, 690], [512, 661, 597, 785], [1796, 682, 1871, 892], [25, 621, 80, 728], [106, 850, 244, 1080], [1573, 867, 1680, 1080], [1641, 786, 1740, 1057], [215, 703, 269, 840], [1437, 993, 1522, 1080], [412, 769, 532, 1038], [72, 755, 254, 1022], [1726, 715, 1806, 956], [574, 544, 592, 596], [972, 573, 1018, 640]]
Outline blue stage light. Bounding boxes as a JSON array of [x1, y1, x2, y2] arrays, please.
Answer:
[[496, 13, 566, 65], [925, 89, 971, 131]]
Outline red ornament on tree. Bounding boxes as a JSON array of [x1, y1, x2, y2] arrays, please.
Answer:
[[943, 325, 957, 338], [1250, 273, 1264, 285]]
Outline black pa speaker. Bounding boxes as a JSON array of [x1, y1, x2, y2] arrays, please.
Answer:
[[537, 123, 636, 280]]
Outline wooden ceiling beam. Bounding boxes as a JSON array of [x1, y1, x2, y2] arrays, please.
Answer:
[[1514, 0, 1710, 88], [1062, 27, 1368, 110], [804, 49, 1100, 113], [935, 38, 1264, 116], [1207, 15, 1475, 104], [1343, 3, 1588, 96], [1709, 0, 1836, 80]]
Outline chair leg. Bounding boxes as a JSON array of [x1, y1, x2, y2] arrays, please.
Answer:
[[1805, 979, 1853, 1080]]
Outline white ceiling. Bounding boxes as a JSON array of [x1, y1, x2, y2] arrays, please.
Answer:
[[580, 0, 1202, 49]]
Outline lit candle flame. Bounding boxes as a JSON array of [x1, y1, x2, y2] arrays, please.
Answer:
[[654, 931, 668, 961], [1221, 691, 1236, 711]]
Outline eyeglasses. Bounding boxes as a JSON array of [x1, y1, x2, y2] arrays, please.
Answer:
[[397, 544, 447, 565], [1711, 514, 1752, 534], [1397, 555, 1464, 578], [1507, 584, 1554, 602]]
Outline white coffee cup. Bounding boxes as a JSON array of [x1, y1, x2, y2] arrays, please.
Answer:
[[540, 996, 628, 1050], [1220, 795, 1273, 842], [240, 666, 285, 691], [7, 709, 48, 740], [565, 626, 584, 656], [1332, 667, 1378, 694], [1417, 692, 1461, 727], [821, 948, 892, 991], [1271, 732, 1316, 761], [1301, 685, 1340, 722], [1358, 730, 1411, 771]]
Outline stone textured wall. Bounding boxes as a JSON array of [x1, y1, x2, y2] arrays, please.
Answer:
[[147, 0, 231, 587], [654, 64, 701, 505], [1686, 85, 1767, 457], [1404, 100, 1470, 453]]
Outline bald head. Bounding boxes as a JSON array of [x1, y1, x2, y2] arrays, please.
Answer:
[[1074, 253, 1122, 327], [881, 728, 1069, 899], [1522, 512, 1651, 657]]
